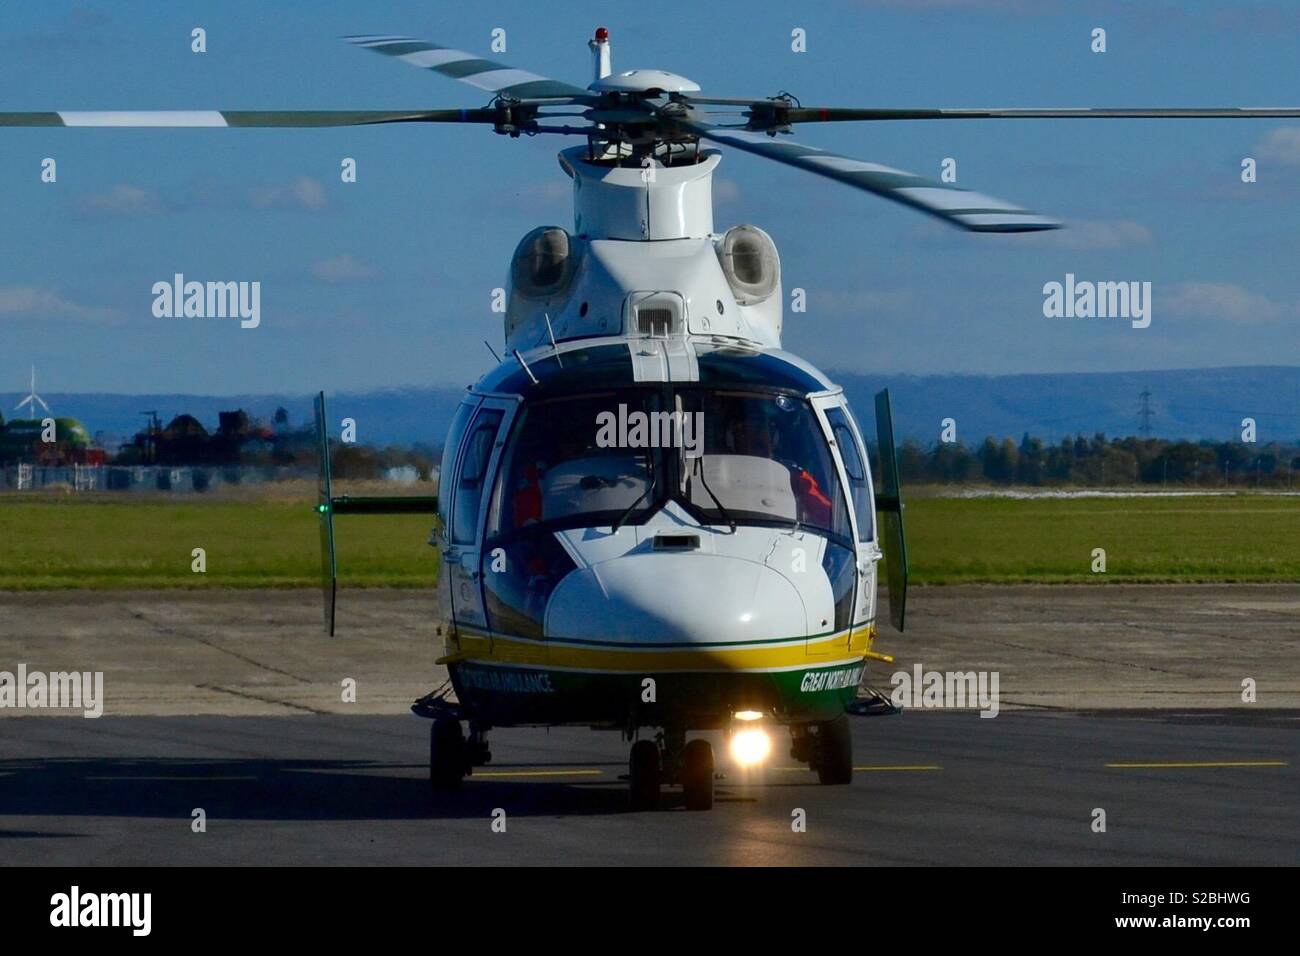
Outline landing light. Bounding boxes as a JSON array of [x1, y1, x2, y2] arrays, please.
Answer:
[[730, 727, 772, 767], [733, 710, 763, 721]]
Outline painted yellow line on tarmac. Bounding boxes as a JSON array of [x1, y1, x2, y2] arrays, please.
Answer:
[[1105, 761, 1287, 769], [473, 768, 604, 778]]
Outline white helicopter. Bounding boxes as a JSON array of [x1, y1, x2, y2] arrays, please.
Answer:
[[12, 27, 1298, 810]]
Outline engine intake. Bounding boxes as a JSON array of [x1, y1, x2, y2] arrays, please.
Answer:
[[718, 224, 779, 304], [512, 226, 574, 298]]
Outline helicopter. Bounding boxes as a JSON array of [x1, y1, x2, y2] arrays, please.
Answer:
[[10, 27, 1299, 811]]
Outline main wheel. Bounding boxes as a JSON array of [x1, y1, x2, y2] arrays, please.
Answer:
[[815, 715, 854, 785], [682, 738, 715, 811], [628, 739, 661, 810], [430, 718, 467, 793]]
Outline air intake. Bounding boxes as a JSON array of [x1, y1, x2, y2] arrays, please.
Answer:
[[718, 224, 780, 304], [636, 307, 675, 336], [511, 226, 574, 298]]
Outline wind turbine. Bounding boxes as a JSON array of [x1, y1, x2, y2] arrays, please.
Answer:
[[14, 365, 51, 417]]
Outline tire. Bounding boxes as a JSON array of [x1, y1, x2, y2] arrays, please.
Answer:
[[628, 739, 661, 810], [815, 715, 854, 785], [682, 738, 715, 811], [430, 718, 467, 793]]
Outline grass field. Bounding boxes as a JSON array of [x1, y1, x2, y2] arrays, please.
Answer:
[[1, 492, 1298, 589]]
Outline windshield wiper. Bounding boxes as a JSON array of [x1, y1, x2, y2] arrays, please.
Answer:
[[610, 483, 651, 533], [691, 454, 737, 534], [611, 451, 656, 533]]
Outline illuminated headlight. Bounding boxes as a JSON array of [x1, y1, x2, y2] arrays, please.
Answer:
[[733, 710, 763, 722], [730, 727, 772, 767]]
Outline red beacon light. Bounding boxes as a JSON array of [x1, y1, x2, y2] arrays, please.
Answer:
[[594, 27, 609, 43]]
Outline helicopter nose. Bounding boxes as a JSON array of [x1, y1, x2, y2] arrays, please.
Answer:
[[544, 552, 808, 645]]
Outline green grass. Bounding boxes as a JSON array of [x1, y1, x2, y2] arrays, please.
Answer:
[[0, 497, 439, 590], [907, 495, 1300, 583], [1, 493, 1297, 589]]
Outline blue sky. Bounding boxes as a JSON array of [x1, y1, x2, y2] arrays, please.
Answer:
[[1, 0, 1298, 395]]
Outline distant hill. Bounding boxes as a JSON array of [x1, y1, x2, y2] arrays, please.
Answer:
[[835, 365, 1300, 445], [4, 366, 1297, 447]]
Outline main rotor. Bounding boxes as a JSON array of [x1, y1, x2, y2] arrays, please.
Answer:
[[7, 25, 1300, 233]]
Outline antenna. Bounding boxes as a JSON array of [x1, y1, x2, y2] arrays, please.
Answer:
[[543, 312, 563, 368], [513, 349, 539, 385], [14, 365, 51, 416], [1138, 389, 1154, 437], [483, 340, 501, 363]]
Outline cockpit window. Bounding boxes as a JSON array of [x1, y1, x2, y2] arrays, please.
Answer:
[[823, 405, 874, 542], [484, 386, 852, 546], [677, 389, 852, 544], [488, 390, 661, 536], [452, 408, 503, 546]]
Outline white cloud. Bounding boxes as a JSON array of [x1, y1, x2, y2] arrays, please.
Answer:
[[248, 176, 328, 211], [0, 286, 118, 321], [1163, 282, 1282, 322], [1252, 126, 1300, 167], [311, 253, 377, 284], [1026, 219, 1154, 250], [75, 184, 164, 218]]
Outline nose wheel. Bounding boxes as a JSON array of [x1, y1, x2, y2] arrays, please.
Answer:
[[628, 739, 661, 810], [429, 717, 468, 792], [628, 734, 716, 810], [812, 715, 854, 785], [681, 738, 715, 810]]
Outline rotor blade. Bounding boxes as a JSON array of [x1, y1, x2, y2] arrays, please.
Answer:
[[0, 109, 498, 128], [681, 98, 1300, 124], [777, 106, 1300, 124], [344, 35, 593, 102], [681, 122, 1057, 233]]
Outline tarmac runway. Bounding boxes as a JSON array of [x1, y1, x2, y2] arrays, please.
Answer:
[[1, 710, 1296, 865], [2, 584, 1296, 865]]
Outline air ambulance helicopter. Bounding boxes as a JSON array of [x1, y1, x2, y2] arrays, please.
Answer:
[[10, 27, 1298, 811]]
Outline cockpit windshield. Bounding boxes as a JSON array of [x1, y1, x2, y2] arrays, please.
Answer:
[[489, 390, 660, 536], [677, 389, 850, 541], [486, 386, 851, 544]]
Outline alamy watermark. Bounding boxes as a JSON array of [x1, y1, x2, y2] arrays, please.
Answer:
[[890, 664, 1000, 718], [152, 273, 260, 329], [595, 404, 704, 457], [1, 664, 104, 718], [1042, 273, 1151, 329]]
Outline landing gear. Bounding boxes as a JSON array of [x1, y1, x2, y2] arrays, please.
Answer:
[[628, 731, 716, 810], [811, 714, 853, 785], [681, 738, 715, 811], [429, 718, 468, 792], [628, 738, 661, 810]]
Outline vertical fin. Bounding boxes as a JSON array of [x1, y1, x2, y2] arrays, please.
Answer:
[[314, 391, 338, 636], [874, 389, 908, 632]]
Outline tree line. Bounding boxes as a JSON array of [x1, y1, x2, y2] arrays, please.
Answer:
[[875, 433, 1300, 487]]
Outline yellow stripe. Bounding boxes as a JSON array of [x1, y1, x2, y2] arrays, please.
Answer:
[[446, 624, 876, 673], [1106, 760, 1287, 769], [441, 621, 878, 671]]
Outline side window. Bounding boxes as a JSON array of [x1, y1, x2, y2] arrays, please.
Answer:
[[452, 409, 503, 545], [438, 401, 478, 536], [825, 406, 873, 542]]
